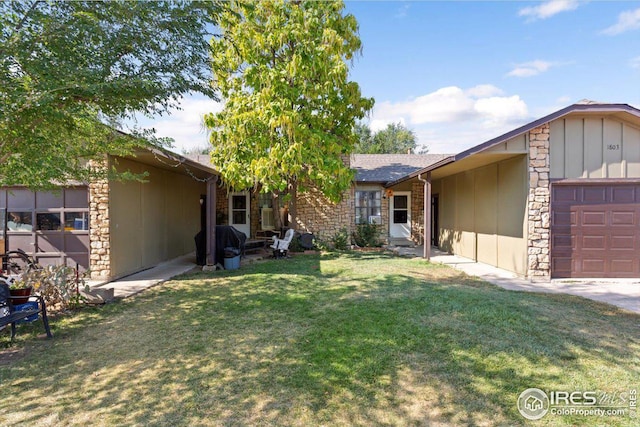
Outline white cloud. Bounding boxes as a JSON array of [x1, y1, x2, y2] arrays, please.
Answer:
[[395, 3, 410, 18], [131, 96, 224, 153], [519, 0, 581, 21], [602, 8, 640, 35], [370, 117, 406, 133], [368, 85, 531, 154], [632, 56, 640, 69], [474, 96, 529, 126], [507, 60, 554, 77], [466, 84, 504, 98]]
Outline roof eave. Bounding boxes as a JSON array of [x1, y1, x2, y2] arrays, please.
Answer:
[[384, 156, 456, 187], [454, 102, 640, 162]]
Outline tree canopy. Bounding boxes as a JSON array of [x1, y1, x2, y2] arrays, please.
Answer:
[[0, 0, 221, 188], [355, 122, 425, 154], [205, 0, 374, 224]]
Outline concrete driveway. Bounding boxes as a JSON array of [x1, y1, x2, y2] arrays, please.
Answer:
[[396, 246, 640, 314]]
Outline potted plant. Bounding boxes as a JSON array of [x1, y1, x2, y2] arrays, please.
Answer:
[[9, 280, 33, 305]]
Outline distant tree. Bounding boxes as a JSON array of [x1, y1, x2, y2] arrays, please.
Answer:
[[354, 122, 419, 154], [206, 0, 374, 226], [0, 0, 222, 188], [182, 145, 211, 156], [354, 122, 373, 153]]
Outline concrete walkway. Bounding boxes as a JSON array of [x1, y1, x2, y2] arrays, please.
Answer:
[[392, 246, 640, 314], [87, 251, 267, 300], [89, 253, 200, 299]]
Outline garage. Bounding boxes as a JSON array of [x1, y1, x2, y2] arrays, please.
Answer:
[[0, 186, 90, 271], [551, 182, 640, 278]]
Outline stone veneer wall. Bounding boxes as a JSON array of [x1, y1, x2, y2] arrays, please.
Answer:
[[411, 182, 425, 245], [89, 177, 111, 280], [527, 123, 551, 279], [296, 155, 359, 241], [216, 184, 229, 225], [296, 186, 354, 239]]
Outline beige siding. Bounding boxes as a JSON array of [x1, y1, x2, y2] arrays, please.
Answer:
[[497, 157, 527, 274], [436, 155, 527, 275], [550, 117, 640, 179], [485, 134, 528, 153], [624, 125, 640, 176], [110, 158, 205, 279], [475, 165, 497, 266]]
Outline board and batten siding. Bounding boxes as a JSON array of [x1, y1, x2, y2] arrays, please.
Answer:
[[550, 117, 640, 179], [436, 155, 528, 275], [109, 157, 206, 279]]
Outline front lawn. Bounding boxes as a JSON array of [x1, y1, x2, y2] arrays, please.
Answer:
[[1, 253, 638, 426]]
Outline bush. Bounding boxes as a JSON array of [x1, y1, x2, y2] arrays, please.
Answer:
[[352, 223, 382, 247], [331, 228, 350, 251], [288, 233, 304, 252], [17, 265, 87, 312]]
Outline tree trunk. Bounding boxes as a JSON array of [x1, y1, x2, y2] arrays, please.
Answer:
[[288, 178, 298, 230], [271, 191, 283, 231]]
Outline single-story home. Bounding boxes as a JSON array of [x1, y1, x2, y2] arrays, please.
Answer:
[[2, 100, 638, 281], [385, 100, 640, 279], [0, 147, 219, 281]]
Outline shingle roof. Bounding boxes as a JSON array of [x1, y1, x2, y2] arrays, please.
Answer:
[[351, 154, 452, 183], [188, 152, 453, 184]]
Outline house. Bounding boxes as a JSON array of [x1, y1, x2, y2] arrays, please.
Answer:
[[0, 146, 219, 281], [190, 153, 450, 247], [390, 100, 640, 279], [4, 100, 638, 282], [177, 100, 640, 281]]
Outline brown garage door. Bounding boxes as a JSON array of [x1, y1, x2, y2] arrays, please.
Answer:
[[551, 183, 640, 278], [1, 187, 90, 271]]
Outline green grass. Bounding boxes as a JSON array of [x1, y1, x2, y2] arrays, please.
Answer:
[[1, 253, 638, 426]]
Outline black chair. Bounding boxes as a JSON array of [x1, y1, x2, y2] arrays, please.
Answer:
[[0, 281, 53, 341]]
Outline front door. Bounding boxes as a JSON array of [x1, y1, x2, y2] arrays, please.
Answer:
[[389, 192, 411, 239], [229, 192, 250, 237]]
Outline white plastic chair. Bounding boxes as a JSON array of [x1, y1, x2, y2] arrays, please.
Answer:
[[270, 229, 295, 258]]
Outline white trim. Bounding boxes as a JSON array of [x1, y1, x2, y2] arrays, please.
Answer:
[[389, 191, 411, 239], [228, 191, 250, 237]]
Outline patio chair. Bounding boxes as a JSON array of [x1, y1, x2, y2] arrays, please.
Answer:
[[271, 228, 295, 258]]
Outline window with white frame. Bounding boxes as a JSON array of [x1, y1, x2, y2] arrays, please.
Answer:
[[355, 190, 381, 224]]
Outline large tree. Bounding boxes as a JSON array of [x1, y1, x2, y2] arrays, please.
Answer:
[[355, 122, 423, 154], [206, 0, 374, 226], [0, 0, 221, 188]]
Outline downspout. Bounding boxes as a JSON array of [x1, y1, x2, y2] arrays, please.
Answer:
[[417, 172, 431, 260]]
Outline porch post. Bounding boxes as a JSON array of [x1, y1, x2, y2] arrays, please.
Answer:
[[419, 172, 432, 260], [206, 175, 218, 265]]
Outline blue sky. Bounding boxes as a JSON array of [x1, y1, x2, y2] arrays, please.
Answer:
[[138, 0, 640, 155]]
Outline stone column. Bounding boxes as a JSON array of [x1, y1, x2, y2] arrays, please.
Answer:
[[89, 178, 111, 280], [527, 124, 551, 279]]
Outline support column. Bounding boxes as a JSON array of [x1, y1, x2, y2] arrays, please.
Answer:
[[419, 172, 431, 260], [527, 124, 551, 279], [206, 176, 218, 266]]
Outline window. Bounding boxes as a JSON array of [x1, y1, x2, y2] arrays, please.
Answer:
[[36, 213, 61, 231], [355, 191, 381, 224], [7, 212, 33, 231], [65, 212, 88, 231]]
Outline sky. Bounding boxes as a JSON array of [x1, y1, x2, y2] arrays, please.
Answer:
[[134, 0, 640, 155]]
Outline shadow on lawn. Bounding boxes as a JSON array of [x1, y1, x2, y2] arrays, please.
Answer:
[[1, 253, 639, 426]]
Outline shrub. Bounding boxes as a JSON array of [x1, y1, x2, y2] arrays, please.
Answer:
[[331, 228, 350, 250], [18, 265, 87, 311], [352, 223, 382, 247]]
